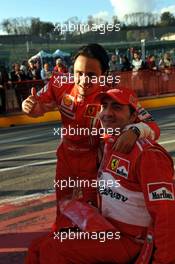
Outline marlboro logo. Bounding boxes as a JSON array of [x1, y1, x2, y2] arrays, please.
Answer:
[[147, 182, 174, 201]]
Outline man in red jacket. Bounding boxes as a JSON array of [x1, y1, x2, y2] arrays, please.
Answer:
[[25, 88, 174, 264], [96, 88, 175, 263]]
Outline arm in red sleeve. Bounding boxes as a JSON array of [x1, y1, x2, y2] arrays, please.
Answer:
[[137, 148, 175, 264]]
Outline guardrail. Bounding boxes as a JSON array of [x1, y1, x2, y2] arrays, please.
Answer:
[[1, 68, 175, 114], [117, 68, 175, 97]]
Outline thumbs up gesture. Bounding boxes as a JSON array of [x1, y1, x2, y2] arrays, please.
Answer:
[[22, 87, 38, 114], [31, 87, 37, 98]]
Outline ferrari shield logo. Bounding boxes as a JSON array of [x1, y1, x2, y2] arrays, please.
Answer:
[[84, 104, 101, 118], [106, 154, 130, 179], [111, 159, 119, 171]]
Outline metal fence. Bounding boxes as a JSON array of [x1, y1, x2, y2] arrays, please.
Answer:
[[118, 68, 175, 97], [1, 68, 175, 114]]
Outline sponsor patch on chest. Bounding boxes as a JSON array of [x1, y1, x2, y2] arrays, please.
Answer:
[[84, 104, 101, 118], [106, 155, 130, 179], [61, 94, 75, 110], [147, 182, 175, 201]]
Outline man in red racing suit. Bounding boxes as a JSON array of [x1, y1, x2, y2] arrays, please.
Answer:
[[22, 44, 160, 231], [95, 88, 175, 263]]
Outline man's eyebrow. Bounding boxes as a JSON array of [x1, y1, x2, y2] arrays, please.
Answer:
[[75, 70, 96, 75], [112, 102, 122, 106], [101, 99, 108, 104]]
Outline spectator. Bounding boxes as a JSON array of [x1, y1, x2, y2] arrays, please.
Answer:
[[41, 63, 52, 83], [54, 58, 68, 73], [10, 63, 26, 82], [145, 55, 157, 71], [131, 52, 145, 95], [159, 52, 173, 69], [0, 65, 9, 114], [27, 61, 41, 80], [120, 55, 131, 71], [109, 54, 121, 72], [10, 63, 27, 110], [20, 60, 28, 76], [131, 52, 144, 72], [159, 52, 173, 92]]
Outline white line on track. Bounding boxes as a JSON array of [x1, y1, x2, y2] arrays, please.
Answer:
[[0, 139, 174, 162], [158, 139, 175, 145], [0, 139, 175, 162], [0, 150, 55, 162], [0, 139, 174, 172], [0, 132, 52, 144], [0, 190, 55, 205], [0, 159, 57, 172]]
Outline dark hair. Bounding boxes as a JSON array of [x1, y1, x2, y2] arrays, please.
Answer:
[[74, 43, 109, 74]]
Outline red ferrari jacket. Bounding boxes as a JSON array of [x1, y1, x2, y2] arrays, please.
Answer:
[[99, 136, 175, 264]]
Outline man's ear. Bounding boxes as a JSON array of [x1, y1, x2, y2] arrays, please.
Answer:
[[130, 111, 138, 123]]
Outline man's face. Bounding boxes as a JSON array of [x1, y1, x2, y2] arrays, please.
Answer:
[[133, 53, 139, 60], [111, 55, 117, 62], [29, 62, 34, 69], [44, 64, 49, 71], [15, 64, 20, 71], [100, 97, 136, 131], [74, 55, 102, 97]]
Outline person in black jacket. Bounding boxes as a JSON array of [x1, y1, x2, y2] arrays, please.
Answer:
[[10, 63, 27, 82], [0, 65, 9, 114]]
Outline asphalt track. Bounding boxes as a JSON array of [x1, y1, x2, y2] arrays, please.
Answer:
[[0, 106, 175, 263], [0, 106, 175, 201]]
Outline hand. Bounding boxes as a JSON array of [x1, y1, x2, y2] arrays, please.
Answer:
[[22, 87, 38, 114], [72, 187, 83, 200], [112, 129, 138, 153]]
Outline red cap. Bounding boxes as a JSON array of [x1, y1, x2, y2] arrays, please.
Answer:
[[96, 88, 139, 110]]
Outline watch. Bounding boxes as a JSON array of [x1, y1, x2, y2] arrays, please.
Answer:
[[129, 126, 141, 138]]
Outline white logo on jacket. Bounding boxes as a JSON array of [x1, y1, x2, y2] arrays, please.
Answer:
[[147, 182, 175, 201], [106, 154, 130, 179]]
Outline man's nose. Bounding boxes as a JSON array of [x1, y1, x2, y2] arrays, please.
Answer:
[[79, 74, 90, 86], [102, 105, 114, 116]]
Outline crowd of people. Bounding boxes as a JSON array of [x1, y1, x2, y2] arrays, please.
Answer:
[[0, 58, 69, 113], [0, 49, 175, 114], [10, 58, 69, 83], [108, 51, 175, 72]]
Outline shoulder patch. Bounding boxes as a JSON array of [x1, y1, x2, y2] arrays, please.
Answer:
[[147, 182, 175, 201], [61, 93, 75, 110]]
